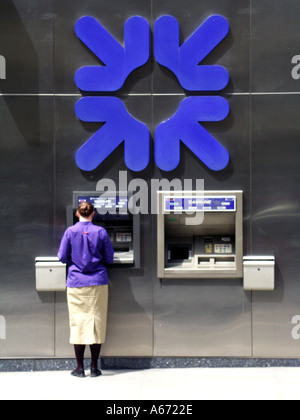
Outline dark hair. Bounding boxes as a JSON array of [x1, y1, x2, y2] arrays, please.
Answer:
[[77, 201, 94, 218]]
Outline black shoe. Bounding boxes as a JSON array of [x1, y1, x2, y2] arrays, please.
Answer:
[[90, 368, 102, 377], [71, 369, 86, 378]]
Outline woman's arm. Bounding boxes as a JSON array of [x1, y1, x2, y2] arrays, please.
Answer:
[[57, 230, 72, 265]]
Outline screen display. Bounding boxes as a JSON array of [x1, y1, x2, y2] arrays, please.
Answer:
[[76, 194, 130, 220], [168, 246, 191, 261], [164, 196, 236, 212], [78, 195, 128, 212], [116, 233, 132, 243]]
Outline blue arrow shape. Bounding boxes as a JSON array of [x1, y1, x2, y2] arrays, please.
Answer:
[[75, 97, 150, 171], [155, 97, 230, 171], [75, 16, 150, 92], [154, 15, 229, 91]]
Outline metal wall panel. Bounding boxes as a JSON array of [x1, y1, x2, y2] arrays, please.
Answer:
[[154, 279, 251, 357], [0, 0, 53, 94], [1, 0, 300, 360], [251, 95, 300, 357], [252, 0, 300, 93], [250, 0, 300, 357], [0, 0, 55, 358], [0, 97, 55, 357], [151, 93, 252, 356]]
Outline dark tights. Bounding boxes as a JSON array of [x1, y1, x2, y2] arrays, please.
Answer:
[[74, 344, 101, 371]]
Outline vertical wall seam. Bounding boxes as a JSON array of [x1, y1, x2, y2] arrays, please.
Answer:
[[52, 0, 57, 358], [249, 0, 254, 358], [150, 0, 155, 359]]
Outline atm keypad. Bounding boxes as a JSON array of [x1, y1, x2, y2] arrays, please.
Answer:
[[214, 244, 232, 254], [116, 233, 132, 243]]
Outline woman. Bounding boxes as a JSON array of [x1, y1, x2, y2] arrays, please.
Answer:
[[58, 201, 114, 378]]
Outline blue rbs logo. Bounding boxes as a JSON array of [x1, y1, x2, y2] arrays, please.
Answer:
[[75, 15, 230, 172]]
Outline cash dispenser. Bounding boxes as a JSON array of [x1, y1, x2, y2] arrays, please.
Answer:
[[157, 191, 243, 279], [69, 191, 140, 267]]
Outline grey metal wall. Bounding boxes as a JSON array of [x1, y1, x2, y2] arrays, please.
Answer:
[[0, 0, 300, 359]]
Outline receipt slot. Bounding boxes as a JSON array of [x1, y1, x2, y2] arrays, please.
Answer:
[[69, 191, 140, 267], [157, 191, 243, 279]]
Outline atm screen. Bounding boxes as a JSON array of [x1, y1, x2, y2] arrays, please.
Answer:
[[168, 245, 191, 261], [76, 195, 130, 220], [78, 195, 127, 212]]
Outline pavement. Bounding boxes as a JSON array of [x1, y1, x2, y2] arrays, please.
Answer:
[[1, 367, 300, 400]]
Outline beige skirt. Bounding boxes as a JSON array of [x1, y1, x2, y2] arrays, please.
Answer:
[[67, 285, 108, 345]]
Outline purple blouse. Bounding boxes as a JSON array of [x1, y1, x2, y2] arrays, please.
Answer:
[[57, 222, 114, 288]]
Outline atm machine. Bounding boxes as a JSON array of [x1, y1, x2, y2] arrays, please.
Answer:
[[157, 191, 243, 279], [35, 191, 140, 292], [70, 191, 140, 267]]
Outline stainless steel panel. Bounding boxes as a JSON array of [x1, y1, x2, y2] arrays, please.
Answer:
[[252, 0, 300, 93], [152, 94, 252, 356], [102, 273, 153, 357], [0, 96, 55, 357], [251, 95, 300, 357], [0, 0, 53, 93], [154, 279, 251, 357]]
